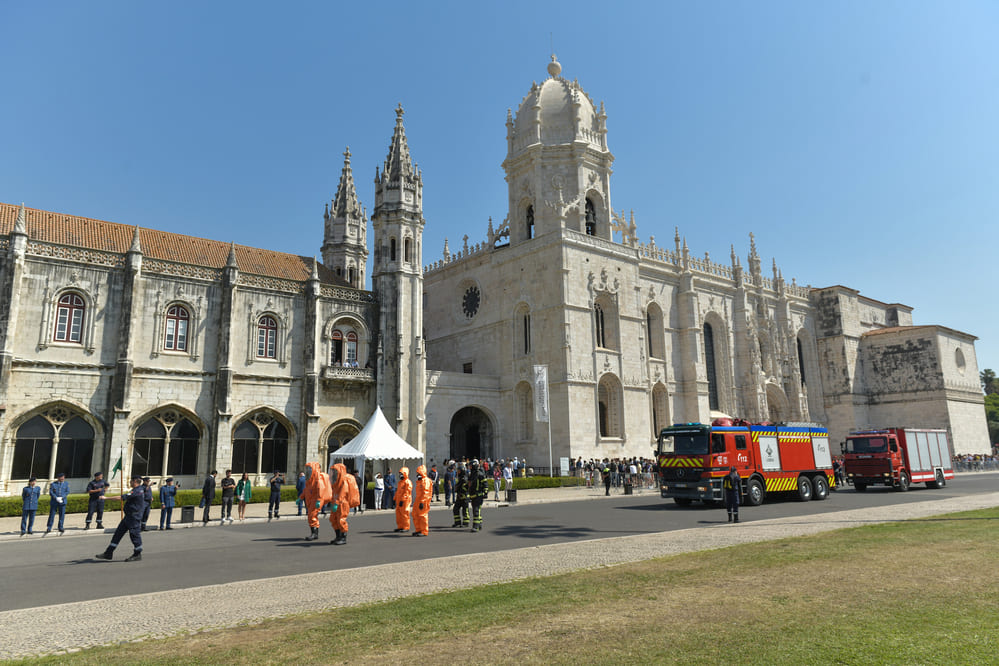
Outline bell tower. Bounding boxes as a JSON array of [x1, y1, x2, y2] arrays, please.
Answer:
[[501, 56, 614, 244], [371, 104, 425, 450], [321, 147, 368, 288]]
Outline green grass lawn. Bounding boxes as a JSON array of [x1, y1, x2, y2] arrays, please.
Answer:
[[18, 508, 999, 665]]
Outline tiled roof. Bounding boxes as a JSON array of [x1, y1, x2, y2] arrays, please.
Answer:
[[0, 202, 348, 285]]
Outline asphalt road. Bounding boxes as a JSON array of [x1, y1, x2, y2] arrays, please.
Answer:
[[2, 475, 994, 612]]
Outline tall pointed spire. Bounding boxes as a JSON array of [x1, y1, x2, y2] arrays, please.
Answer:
[[333, 147, 361, 218], [382, 103, 414, 182], [226, 242, 238, 268], [13, 203, 27, 236], [129, 226, 142, 254]]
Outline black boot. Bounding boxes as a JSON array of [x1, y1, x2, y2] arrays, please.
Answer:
[[330, 530, 340, 544], [96, 522, 103, 529], [305, 527, 318, 541], [727, 513, 732, 523], [84, 522, 91, 530], [734, 515, 739, 523], [333, 531, 347, 545], [125, 551, 142, 562], [95, 548, 114, 560]]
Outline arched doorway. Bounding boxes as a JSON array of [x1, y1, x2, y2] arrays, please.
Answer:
[[449, 407, 494, 461], [766, 384, 790, 424]]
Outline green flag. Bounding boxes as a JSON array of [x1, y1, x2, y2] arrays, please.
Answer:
[[110, 454, 123, 480]]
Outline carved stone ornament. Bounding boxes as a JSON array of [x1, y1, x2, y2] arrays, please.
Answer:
[[588, 267, 620, 295]]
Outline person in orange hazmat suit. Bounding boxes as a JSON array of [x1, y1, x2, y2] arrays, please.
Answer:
[[412, 464, 432, 536], [393, 466, 413, 532], [328, 462, 360, 545], [301, 461, 332, 541]]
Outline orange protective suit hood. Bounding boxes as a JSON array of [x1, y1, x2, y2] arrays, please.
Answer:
[[416, 464, 427, 478], [303, 461, 332, 504], [399, 467, 410, 481], [330, 462, 348, 494]]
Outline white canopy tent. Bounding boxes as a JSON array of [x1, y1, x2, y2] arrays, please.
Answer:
[[329, 406, 424, 477]]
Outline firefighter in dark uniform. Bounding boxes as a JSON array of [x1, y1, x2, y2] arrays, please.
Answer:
[[723, 467, 741, 523], [95, 475, 145, 562], [602, 461, 612, 496], [85, 472, 107, 530], [451, 466, 469, 527], [468, 459, 488, 532], [140, 477, 154, 531]]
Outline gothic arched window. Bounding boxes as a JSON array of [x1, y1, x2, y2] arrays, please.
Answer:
[[257, 316, 277, 359], [164, 305, 189, 351], [231, 412, 288, 475], [12, 410, 94, 480], [132, 412, 200, 478], [595, 304, 606, 348], [585, 198, 597, 236], [404, 237, 412, 263], [54, 292, 85, 343], [526, 205, 535, 240], [390, 237, 397, 262], [703, 323, 720, 411]]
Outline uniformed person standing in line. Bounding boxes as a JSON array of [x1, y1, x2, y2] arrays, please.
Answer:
[[95, 475, 145, 562], [723, 467, 741, 523], [451, 466, 469, 527], [84, 471, 107, 530], [468, 459, 488, 533], [267, 469, 285, 520], [140, 477, 154, 531]]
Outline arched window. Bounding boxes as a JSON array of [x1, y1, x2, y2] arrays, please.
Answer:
[[345, 331, 358, 365], [585, 198, 597, 236], [336, 267, 342, 277], [594, 297, 618, 350], [347, 267, 355, 285], [597, 375, 623, 438], [404, 237, 412, 262], [595, 304, 606, 348], [12, 416, 54, 479], [526, 205, 535, 240], [646, 303, 666, 359], [703, 322, 719, 411], [164, 305, 189, 351], [132, 418, 166, 478], [132, 411, 200, 477], [522, 311, 531, 354], [390, 237, 397, 262], [257, 316, 277, 359], [53, 292, 85, 343], [12, 409, 94, 479], [797, 338, 806, 386], [327, 423, 359, 455], [231, 412, 288, 475], [331, 330, 343, 365]]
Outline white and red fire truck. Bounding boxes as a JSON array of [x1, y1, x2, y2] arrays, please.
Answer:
[[842, 427, 953, 491], [656, 419, 835, 506]]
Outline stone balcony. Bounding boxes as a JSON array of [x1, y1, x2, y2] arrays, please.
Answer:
[[321, 365, 375, 385]]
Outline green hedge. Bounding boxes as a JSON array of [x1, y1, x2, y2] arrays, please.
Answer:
[[0, 486, 301, 518]]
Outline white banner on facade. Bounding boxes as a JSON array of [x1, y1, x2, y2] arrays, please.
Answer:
[[533, 364, 550, 423]]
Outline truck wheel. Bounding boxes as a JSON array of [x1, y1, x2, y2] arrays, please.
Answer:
[[896, 472, 910, 492], [673, 498, 693, 507], [811, 475, 829, 500], [796, 476, 812, 502], [854, 483, 867, 492], [746, 478, 764, 506], [928, 470, 946, 489]]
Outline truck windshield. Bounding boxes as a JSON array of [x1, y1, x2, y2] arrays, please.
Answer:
[[658, 431, 709, 456], [845, 437, 888, 454]]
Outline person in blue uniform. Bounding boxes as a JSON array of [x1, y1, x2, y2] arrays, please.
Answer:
[[723, 467, 741, 523], [21, 477, 41, 536], [85, 472, 108, 530], [443, 462, 455, 508], [267, 470, 284, 520], [45, 472, 69, 535], [159, 477, 177, 530], [295, 471, 306, 516], [95, 475, 145, 562], [140, 477, 154, 531]]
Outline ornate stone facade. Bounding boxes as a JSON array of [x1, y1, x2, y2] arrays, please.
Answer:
[[0, 57, 989, 494]]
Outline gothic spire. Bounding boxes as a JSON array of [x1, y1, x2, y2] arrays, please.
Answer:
[[13, 203, 27, 236], [333, 146, 362, 218], [382, 103, 414, 182], [129, 226, 142, 254], [226, 242, 238, 268]]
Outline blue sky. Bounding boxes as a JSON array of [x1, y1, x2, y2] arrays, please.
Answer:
[[2, 2, 997, 374]]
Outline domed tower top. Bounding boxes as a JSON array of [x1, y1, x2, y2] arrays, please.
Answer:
[[505, 55, 609, 160]]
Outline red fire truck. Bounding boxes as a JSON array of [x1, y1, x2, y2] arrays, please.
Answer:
[[842, 428, 953, 491], [656, 420, 835, 506]]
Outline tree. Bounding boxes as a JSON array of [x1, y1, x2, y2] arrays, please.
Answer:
[[985, 393, 999, 447], [981, 368, 998, 395]]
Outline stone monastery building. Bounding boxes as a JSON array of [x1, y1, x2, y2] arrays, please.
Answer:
[[0, 57, 989, 494]]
